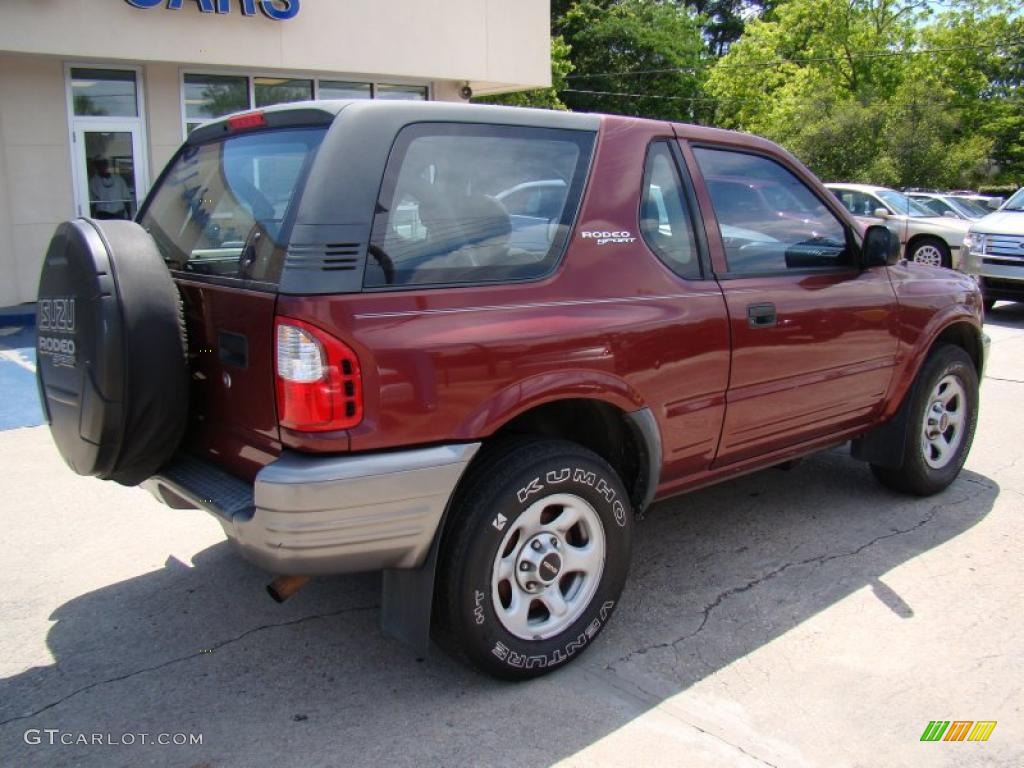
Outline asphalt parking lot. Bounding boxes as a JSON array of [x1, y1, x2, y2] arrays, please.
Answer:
[[1, 305, 1022, 768]]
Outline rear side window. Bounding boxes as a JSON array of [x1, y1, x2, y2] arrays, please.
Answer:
[[640, 142, 701, 279], [365, 124, 594, 288], [140, 127, 325, 285]]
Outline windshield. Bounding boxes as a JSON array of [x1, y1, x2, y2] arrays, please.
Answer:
[[877, 190, 936, 217], [1003, 188, 1024, 211], [139, 127, 326, 283], [913, 196, 954, 216], [945, 197, 985, 218]]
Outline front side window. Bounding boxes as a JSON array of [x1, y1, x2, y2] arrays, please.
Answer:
[[366, 124, 594, 288], [140, 127, 325, 285], [640, 142, 700, 279], [694, 148, 851, 274]]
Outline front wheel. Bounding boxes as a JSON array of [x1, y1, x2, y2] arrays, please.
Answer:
[[907, 237, 951, 268], [433, 439, 633, 679], [871, 345, 978, 495]]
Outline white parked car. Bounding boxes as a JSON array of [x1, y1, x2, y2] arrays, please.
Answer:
[[827, 183, 970, 269], [962, 187, 1024, 309], [906, 192, 989, 221]]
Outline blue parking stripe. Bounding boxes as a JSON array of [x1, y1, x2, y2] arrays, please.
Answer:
[[0, 326, 45, 431]]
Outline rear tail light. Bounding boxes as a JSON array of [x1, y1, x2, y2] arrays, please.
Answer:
[[275, 317, 363, 432]]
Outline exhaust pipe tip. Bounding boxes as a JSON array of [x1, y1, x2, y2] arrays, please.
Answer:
[[267, 575, 311, 603]]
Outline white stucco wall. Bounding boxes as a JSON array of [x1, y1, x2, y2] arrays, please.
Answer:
[[0, 55, 75, 307], [0, 1, 552, 306], [0, 0, 551, 95]]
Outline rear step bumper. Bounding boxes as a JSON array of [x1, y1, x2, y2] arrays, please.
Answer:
[[143, 443, 481, 575]]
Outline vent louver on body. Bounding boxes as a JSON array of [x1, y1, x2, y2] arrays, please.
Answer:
[[285, 243, 363, 272]]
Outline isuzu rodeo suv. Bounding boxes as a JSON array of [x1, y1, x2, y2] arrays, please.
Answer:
[[36, 101, 987, 679]]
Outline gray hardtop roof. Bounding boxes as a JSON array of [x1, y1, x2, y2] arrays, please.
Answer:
[[187, 99, 602, 144]]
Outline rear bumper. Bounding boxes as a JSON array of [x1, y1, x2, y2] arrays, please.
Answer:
[[144, 443, 481, 575]]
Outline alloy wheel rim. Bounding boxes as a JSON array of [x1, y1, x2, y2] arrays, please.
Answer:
[[921, 374, 967, 469], [913, 244, 944, 267], [491, 493, 606, 641]]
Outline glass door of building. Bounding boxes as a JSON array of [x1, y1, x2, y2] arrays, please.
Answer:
[[72, 124, 146, 220]]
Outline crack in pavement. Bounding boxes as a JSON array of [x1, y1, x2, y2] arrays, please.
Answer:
[[0, 603, 378, 728], [985, 376, 1024, 384], [608, 491, 975, 670]]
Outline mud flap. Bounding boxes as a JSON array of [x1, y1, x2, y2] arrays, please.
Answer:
[[850, 381, 917, 469], [380, 528, 443, 655]]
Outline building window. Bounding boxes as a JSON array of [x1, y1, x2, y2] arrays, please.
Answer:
[[254, 77, 314, 108], [319, 81, 372, 100], [71, 68, 139, 117], [183, 73, 248, 134], [182, 73, 430, 137], [375, 84, 428, 100]]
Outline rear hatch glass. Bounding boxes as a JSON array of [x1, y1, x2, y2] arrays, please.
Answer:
[[138, 126, 326, 479], [141, 127, 325, 285]]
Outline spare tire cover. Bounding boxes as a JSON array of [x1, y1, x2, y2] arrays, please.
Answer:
[[36, 219, 188, 486]]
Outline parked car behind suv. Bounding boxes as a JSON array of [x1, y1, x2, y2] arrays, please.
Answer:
[[36, 101, 987, 679], [827, 183, 971, 268], [906, 191, 989, 221], [963, 186, 1024, 308]]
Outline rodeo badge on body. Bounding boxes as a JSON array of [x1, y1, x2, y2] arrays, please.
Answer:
[[580, 230, 637, 246]]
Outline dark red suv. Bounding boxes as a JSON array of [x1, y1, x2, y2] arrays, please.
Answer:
[[36, 101, 988, 679]]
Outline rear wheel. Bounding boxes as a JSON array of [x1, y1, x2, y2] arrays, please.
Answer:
[[870, 345, 978, 496], [907, 237, 951, 268], [434, 439, 632, 679]]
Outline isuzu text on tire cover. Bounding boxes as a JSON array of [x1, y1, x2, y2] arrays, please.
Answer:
[[36, 101, 989, 679]]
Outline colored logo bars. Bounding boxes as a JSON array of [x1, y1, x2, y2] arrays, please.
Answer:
[[920, 721, 997, 742]]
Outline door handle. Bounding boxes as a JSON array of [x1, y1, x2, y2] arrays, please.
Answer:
[[747, 302, 777, 328]]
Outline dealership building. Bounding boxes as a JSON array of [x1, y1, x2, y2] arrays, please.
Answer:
[[0, 0, 550, 308]]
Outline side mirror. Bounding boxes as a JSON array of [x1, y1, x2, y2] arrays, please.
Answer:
[[861, 224, 900, 268], [872, 207, 890, 219]]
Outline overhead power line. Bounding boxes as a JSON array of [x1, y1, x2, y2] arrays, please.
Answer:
[[561, 89, 754, 102], [564, 39, 1024, 80]]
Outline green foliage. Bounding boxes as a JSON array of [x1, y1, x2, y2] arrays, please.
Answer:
[[73, 95, 106, 117], [473, 36, 574, 111], [706, 0, 1023, 186], [558, 0, 707, 122]]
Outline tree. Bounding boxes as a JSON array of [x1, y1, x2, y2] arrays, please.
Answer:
[[706, 0, 1018, 186], [554, 1, 776, 57], [473, 36, 575, 111], [913, 0, 1024, 182], [558, 0, 707, 122], [683, 0, 778, 56]]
